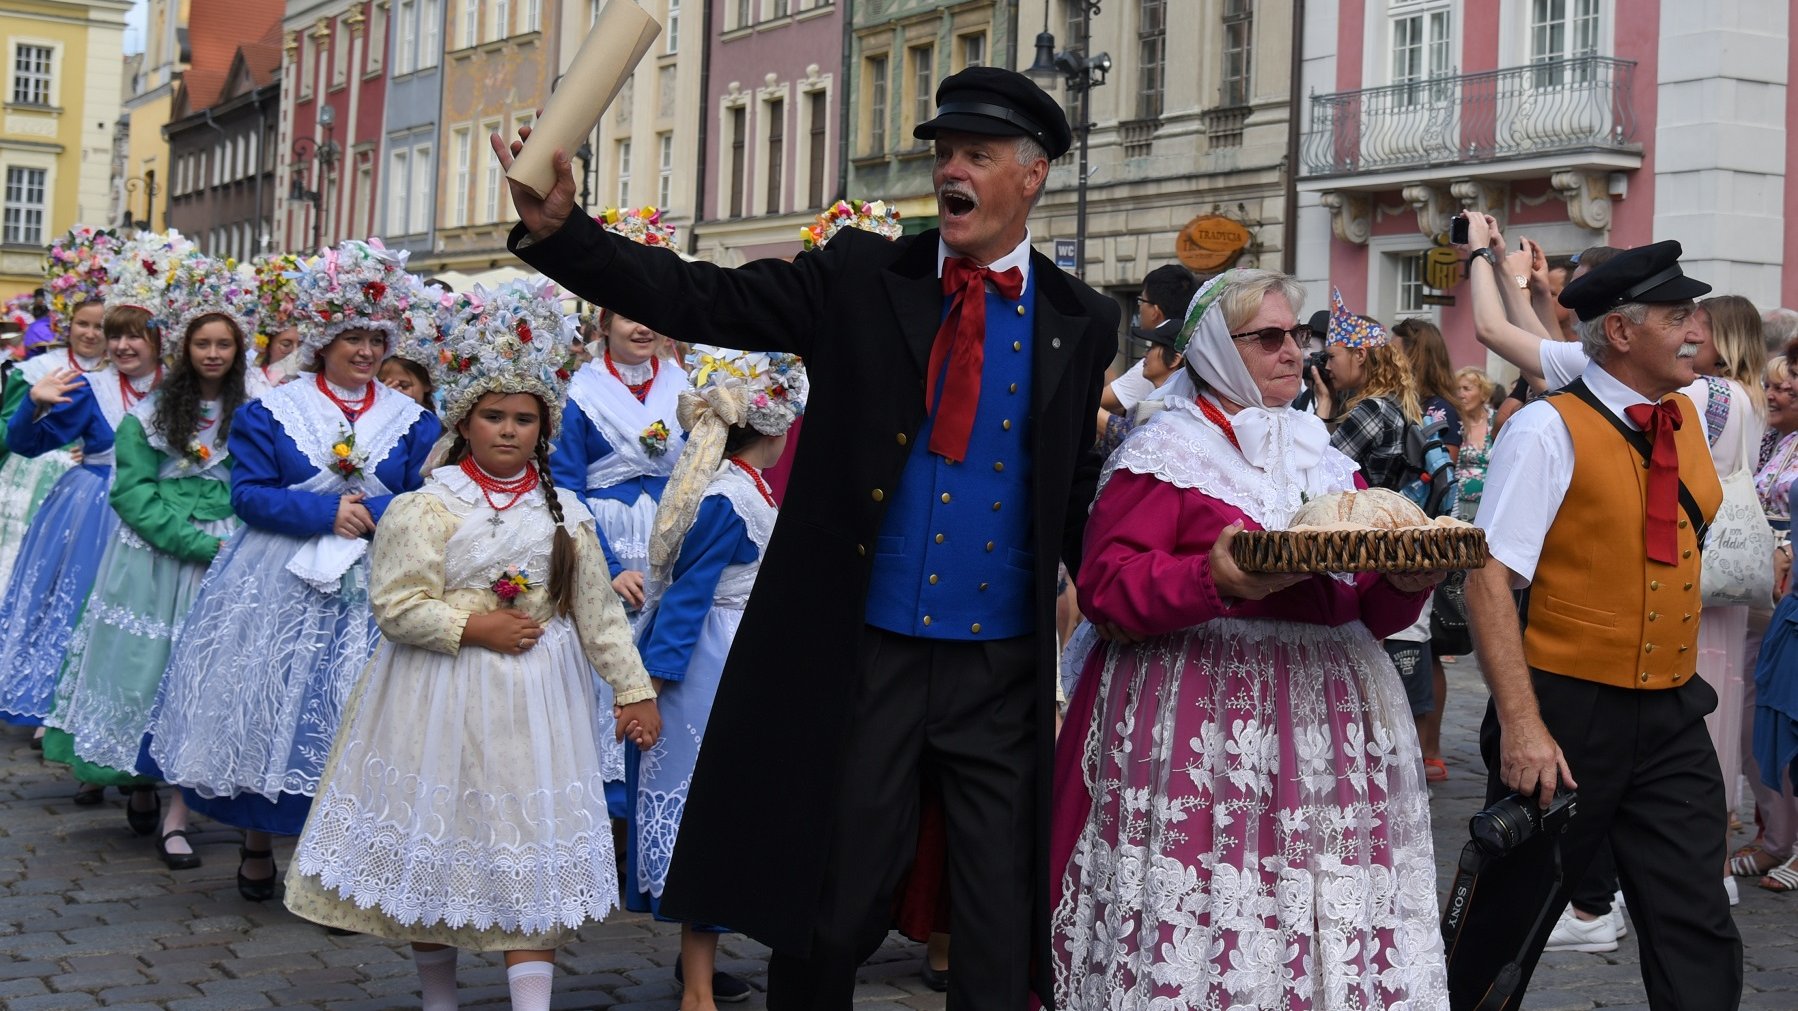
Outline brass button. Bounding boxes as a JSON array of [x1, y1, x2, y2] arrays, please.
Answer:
[[1679, 519, 1689, 529], [1640, 672, 1651, 683], [993, 462, 1005, 472], [1673, 672, 1682, 681], [871, 488, 884, 502], [1679, 644, 1690, 653], [978, 582, 988, 591], [971, 622, 982, 633], [1682, 549, 1692, 559], [856, 544, 866, 556], [1683, 613, 1693, 622], [940, 492, 951, 503], [935, 533, 945, 544], [1645, 643, 1657, 653], [1648, 611, 1659, 622], [1014, 305, 1025, 316], [1009, 383, 1017, 393], [1002, 419, 1012, 430], [923, 615, 932, 626], [1684, 581, 1694, 591], [993, 501, 1002, 511], [986, 541, 995, 552], [929, 574, 939, 585], [1012, 340, 1022, 352], [897, 432, 908, 446], [1650, 580, 1661, 591]]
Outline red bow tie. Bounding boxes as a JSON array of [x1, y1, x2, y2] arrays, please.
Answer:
[[927, 258, 1025, 462], [1623, 399, 1684, 565]]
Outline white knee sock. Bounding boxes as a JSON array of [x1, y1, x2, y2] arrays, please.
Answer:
[[413, 946, 458, 1011], [507, 960, 555, 1011]]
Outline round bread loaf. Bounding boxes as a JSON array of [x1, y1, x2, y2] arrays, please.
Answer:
[[1290, 488, 1430, 531]]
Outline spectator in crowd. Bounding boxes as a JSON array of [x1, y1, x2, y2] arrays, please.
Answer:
[[1102, 264, 1195, 415], [1762, 307, 1798, 358]]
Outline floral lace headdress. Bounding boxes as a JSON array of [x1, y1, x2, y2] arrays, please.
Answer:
[[249, 253, 305, 351], [291, 238, 417, 363], [160, 255, 260, 366], [412, 277, 580, 435], [595, 205, 679, 249], [45, 226, 126, 331], [103, 230, 198, 330], [646, 349, 808, 585], [801, 199, 902, 251]]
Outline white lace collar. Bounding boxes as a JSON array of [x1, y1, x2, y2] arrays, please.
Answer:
[[608, 356, 656, 385], [427, 463, 593, 529]]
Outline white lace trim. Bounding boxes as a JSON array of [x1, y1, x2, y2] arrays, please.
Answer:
[[261, 377, 424, 481], [85, 366, 154, 433], [701, 465, 774, 608], [1102, 399, 1361, 530], [132, 394, 231, 478], [566, 363, 684, 489]]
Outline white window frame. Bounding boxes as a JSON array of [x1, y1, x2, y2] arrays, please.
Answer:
[[523, 0, 541, 33], [616, 137, 632, 208], [481, 119, 503, 221], [1384, 0, 1455, 104], [419, 0, 441, 68], [461, 0, 478, 49], [2, 165, 47, 245], [450, 125, 472, 226], [395, 0, 416, 75], [958, 32, 985, 70], [492, 0, 510, 41], [1394, 251, 1431, 316], [367, 2, 387, 73], [388, 148, 411, 235], [300, 32, 317, 97], [330, 17, 348, 88], [1528, 0, 1602, 87], [410, 142, 432, 235], [657, 132, 673, 208], [798, 83, 830, 209], [11, 43, 54, 106]]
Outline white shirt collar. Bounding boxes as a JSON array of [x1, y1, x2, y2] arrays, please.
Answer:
[[1583, 360, 1653, 429], [936, 229, 1033, 288]]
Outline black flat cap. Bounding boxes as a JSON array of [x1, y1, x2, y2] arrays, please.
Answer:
[[1558, 239, 1712, 322], [1131, 318, 1181, 349], [913, 67, 1072, 160]]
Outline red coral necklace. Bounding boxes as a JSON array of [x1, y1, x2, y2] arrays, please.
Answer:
[[118, 367, 161, 410], [65, 348, 102, 373], [730, 458, 776, 506], [1195, 395, 1241, 453], [316, 372, 376, 422], [605, 349, 658, 403], [460, 457, 539, 514]]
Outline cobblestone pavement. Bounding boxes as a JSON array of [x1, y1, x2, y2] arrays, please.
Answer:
[[0, 657, 1788, 1009]]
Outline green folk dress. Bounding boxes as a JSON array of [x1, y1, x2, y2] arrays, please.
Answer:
[[0, 353, 91, 586], [42, 398, 238, 784]]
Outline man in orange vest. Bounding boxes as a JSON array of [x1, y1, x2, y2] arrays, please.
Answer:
[[1447, 240, 1742, 1010]]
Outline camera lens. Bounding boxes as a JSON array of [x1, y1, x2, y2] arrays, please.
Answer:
[[1469, 797, 1536, 856]]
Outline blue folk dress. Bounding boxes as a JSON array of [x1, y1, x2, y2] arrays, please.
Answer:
[[551, 357, 685, 817], [0, 350, 97, 587], [625, 461, 772, 920], [143, 378, 438, 833], [0, 366, 152, 725]]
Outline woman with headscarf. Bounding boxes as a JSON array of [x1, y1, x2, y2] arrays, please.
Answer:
[[1050, 269, 1449, 1009]]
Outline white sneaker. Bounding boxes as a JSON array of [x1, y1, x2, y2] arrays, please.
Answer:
[[1724, 875, 1740, 907], [1545, 906, 1619, 953]]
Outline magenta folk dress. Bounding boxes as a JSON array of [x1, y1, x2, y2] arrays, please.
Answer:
[[1050, 398, 1449, 1010]]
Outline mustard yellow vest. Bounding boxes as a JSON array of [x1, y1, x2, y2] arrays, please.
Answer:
[[1523, 389, 1722, 689]]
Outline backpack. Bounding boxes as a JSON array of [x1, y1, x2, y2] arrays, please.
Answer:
[[1400, 414, 1458, 519]]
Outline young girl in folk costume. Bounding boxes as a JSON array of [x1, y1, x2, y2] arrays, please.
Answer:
[[0, 232, 184, 734], [626, 350, 805, 1011], [145, 240, 440, 899], [0, 227, 123, 590], [286, 278, 661, 1011], [549, 205, 688, 817], [246, 253, 304, 396], [41, 255, 254, 868]]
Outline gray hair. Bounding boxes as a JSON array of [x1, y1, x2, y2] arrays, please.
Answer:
[[1572, 302, 1651, 363], [1015, 135, 1050, 209], [1763, 307, 1798, 356]]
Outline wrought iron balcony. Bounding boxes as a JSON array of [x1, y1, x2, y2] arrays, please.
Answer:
[[1301, 56, 1639, 178]]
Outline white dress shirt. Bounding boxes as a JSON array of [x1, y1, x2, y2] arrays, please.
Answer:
[[1538, 339, 1759, 472], [1109, 359, 1155, 412], [936, 231, 1033, 288], [1476, 360, 1651, 585]]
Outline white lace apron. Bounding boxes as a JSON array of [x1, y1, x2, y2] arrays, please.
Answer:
[[566, 363, 684, 491]]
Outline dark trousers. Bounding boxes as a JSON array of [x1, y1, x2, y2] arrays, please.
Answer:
[[1567, 843, 1617, 916], [1445, 670, 1742, 1010], [767, 625, 1037, 1011]]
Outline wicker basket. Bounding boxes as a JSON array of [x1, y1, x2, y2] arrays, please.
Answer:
[[1231, 525, 1488, 574]]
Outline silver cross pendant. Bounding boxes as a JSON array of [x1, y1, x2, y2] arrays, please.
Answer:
[[487, 512, 505, 537]]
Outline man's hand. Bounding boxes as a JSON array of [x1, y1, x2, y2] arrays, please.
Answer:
[[488, 123, 578, 242], [1498, 713, 1578, 809], [612, 570, 646, 609], [1211, 521, 1308, 602]]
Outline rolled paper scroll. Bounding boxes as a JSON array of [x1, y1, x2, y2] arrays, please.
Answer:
[[504, 0, 662, 199]]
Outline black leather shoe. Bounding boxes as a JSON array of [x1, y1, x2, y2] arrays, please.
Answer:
[[674, 956, 754, 1004], [236, 845, 278, 901], [156, 828, 202, 871], [72, 784, 104, 806], [125, 787, 160, 837], [920, 959, 949, 992]]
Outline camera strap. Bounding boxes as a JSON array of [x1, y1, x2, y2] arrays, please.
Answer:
[[1439, 840, 1488, 960], [1473, 833, 1568, 1011]]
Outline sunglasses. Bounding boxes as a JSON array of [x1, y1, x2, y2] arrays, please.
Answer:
[[1229, 325, 1313, 353]]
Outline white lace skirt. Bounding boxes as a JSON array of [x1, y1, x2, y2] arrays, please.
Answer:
[[1052, 617, 1449, 1011], [286, 615, 618, 944]]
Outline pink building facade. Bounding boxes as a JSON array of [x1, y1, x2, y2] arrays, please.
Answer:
[[275, 0, 390, 254], [690, 0, 842, 265], [1294, 0, 1791, 368]]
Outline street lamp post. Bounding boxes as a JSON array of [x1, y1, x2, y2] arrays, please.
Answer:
[[1026, 1, 1110, 281], [121, 175, 160, 231], [289, 105, 340, 251], [574, 141, 595, 210]]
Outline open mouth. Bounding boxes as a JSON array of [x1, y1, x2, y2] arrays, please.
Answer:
[[942, 191, 977, 219]]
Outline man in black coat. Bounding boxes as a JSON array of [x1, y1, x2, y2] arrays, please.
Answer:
[[493, 67, 1119, 1010]]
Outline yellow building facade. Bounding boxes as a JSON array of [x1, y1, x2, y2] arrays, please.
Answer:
[[0, 0, 131, 294], [116, 0, 189, 234]]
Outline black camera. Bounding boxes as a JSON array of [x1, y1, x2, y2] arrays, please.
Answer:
[[1469, 789, 1578, 858], [1306, 350, 1332, 387], [1451, 211, 1470, 245]]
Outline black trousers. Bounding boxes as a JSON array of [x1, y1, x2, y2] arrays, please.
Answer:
[[767, 625, 1037, 1011], [1445, 670, 1742, 1010]]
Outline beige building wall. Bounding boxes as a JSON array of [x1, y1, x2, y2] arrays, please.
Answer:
[[1018, 0, 1294, 363], [0, 0, 132, 293], [116, 0, 189, 233]]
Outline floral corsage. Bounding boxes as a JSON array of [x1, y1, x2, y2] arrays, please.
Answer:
[[183, 440, 213, 469], [330, 427, 366, 480], [491, 566, 538, 602], [640, 420, 671, 457]]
